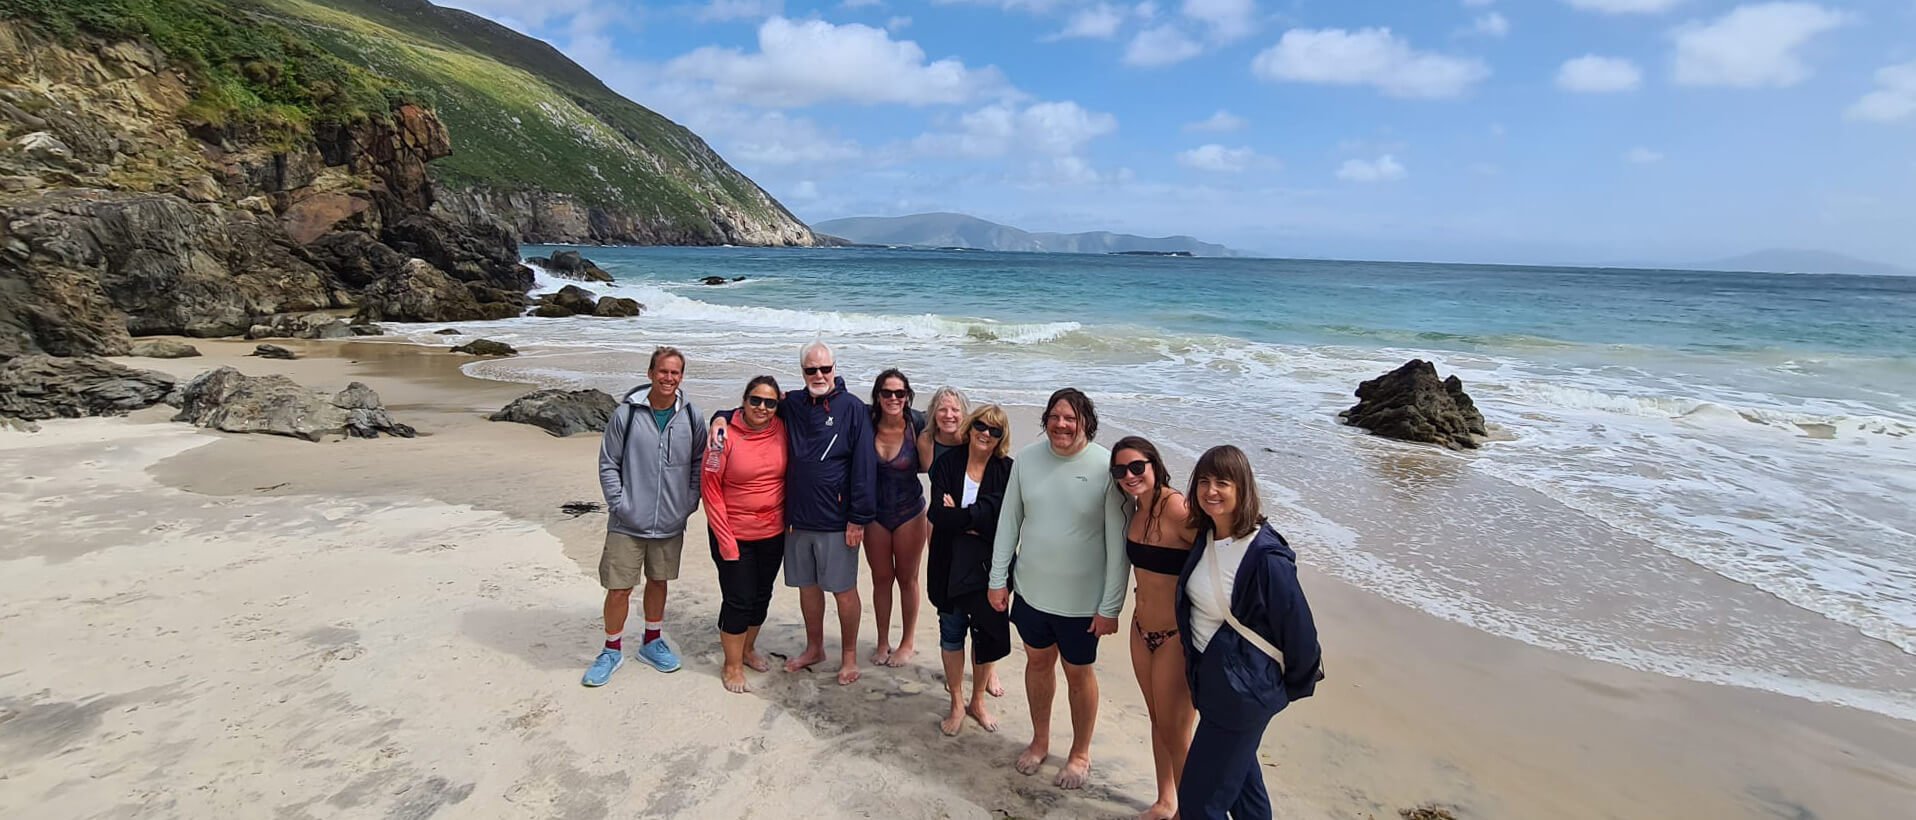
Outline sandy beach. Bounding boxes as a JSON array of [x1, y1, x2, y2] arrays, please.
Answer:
[[3, 337, 1914, 819]]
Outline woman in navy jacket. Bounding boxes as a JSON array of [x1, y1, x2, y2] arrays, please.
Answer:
[[1174, 445, 1323, 819]]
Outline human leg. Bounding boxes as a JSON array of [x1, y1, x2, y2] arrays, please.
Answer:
[[1131, 624, 1175, 819], [888, 513, 929, 666], [863, 522, 897, 665], [1056, 659, 1101, 789]]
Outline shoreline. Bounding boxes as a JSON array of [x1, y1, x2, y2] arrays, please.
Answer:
[[2, 336, 1913, 818]]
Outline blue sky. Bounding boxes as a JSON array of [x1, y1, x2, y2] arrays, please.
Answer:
[[436, 0, 1916, 266]]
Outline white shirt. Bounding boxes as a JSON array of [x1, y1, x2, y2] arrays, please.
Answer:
[[1188, 532, 1250, 653], [962, 476, 980, 507]]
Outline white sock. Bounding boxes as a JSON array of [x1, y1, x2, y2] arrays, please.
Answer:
[[605, 631, 622, 646], [645, 621, 664, 641]]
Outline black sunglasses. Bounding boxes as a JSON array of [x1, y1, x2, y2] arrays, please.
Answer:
[[1108, 460, 1149, 480], [971, 420, 1004, 438], [878, 388, 910, 400], [745, 395, 778, 409], [803, 365, 834, 376]]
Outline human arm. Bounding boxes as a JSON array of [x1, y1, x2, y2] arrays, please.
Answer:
[[1091, 482, 1130, 631], [925, 452, 965, 530], [688, 405, 707, 515], [705, 408, 735, 449], [963, 457, 1010, 539], [1269, 550, 1324, 700], [597, 404, 629, 508], [700, 443, 739, 560], [847, 406, 878, 535], [987, 458, 1023, 594]]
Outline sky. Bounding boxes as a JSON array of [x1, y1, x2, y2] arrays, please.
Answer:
[[432, 0, 1916, 266]]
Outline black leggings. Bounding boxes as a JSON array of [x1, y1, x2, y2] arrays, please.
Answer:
[[711, 531, 785, 635]]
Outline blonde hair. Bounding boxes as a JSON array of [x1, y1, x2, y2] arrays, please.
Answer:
[[963, 404, 1013, 459], [928, 386, 968, 418]]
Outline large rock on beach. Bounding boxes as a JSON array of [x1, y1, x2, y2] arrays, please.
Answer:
[[352, 258, 489, 324], [0, 355, 176, 420], [1340, 359, 1488, 450], [548, 285, 598, 314], [251, 344, 297, 360], [246, 311, 351, 340], [527, 250, 614, 283], [592, 297, 642, 317], [171, 367, 415, 441], [451, 339, 517, 356], [489, 389, 616, 437], [129, 340, 202, 359]]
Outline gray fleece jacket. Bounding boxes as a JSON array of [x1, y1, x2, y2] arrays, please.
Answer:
[[598, 386, 706, 539]]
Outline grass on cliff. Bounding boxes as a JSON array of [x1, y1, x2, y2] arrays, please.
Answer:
[[0, 0, 406, 146]]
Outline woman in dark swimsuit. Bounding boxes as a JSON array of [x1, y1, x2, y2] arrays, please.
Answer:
[[917, 386, 968, 468], [867, 369, 930, 667], [1111, 436, 1197, 820]]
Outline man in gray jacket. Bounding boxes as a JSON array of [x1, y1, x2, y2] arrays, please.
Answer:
[[584, 346, 707, 687]]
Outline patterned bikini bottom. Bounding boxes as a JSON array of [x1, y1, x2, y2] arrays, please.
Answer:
[[1135, 621, 1180, 653]]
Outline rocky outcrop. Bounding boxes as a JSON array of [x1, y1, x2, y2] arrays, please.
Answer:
[[252, 344, 297, 360], [247, 312, 352, 340], [451, 339, 516, 356], [172, 367, 415, 441], [593, 297, 641, 317], [0, 354, 175, 420], [489, 389, 616, 437], [1339, 359, 1489, 450], [434, 186, 816, 248], [129, 339, 200, 358], [353, 258, 494, 324], [526, 250, 612, 283]]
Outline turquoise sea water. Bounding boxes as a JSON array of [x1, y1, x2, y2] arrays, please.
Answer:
[[411, 246, 1916, 719]]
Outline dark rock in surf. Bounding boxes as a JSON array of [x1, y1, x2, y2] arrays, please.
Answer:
[[1339, 359, 1488, 450]]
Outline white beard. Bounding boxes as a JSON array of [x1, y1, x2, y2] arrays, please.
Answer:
[[807, 383, 832, 397]]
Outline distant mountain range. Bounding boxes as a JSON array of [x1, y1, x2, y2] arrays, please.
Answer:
[[1691, 249, 1912, 277], [813, 213, 1240, 257]]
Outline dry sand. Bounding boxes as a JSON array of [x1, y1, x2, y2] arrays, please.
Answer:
[[2, 337, 1912, 819]]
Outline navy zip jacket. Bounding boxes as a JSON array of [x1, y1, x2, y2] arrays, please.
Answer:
[[1175, 521, 1323, 713], [767, 377, 876, 532]]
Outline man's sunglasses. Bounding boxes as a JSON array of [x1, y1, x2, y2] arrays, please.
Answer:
[[803, 365, 834, 376], [879, 388, 910, 400], [745, 396, 778, 409], [971, 420, 1004, 439], [1109, 460, 1149, 480]]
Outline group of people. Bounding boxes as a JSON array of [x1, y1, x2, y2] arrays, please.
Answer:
[[586, 341, 1324, 820]]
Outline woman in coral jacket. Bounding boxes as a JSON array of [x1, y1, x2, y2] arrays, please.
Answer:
[[701, 376, 788, 694], [1174, 445, 1324, 819]]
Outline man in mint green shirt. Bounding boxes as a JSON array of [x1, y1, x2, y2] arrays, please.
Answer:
[[988, 388, 1128, 791]]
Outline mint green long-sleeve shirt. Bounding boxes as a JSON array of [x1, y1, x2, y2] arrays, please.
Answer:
[[988, 440, 1130, 619]]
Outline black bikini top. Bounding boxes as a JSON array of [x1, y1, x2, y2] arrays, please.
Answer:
[[1128, 539, 1190, 577]]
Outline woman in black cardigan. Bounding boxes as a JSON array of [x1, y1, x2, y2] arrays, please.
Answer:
[[927, 403, 1015, 736]]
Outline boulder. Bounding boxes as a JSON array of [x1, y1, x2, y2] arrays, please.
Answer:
[[1339, 359, 1489, 450], [0, 355, 176, 420], [252, 344, 297, 360], [700, 276, 726, 285], [129, 339, 201, 358], [432, 328, 462, 335], [547, 285, 598, 314], [731, 276, 746, 282], [451, 339, 517, 356], [171, 367, 415, 441], [380, 213, 527, 295], [489, 389, 617, 437], [531, 304, 574, 318], [528, 250, 614, 283], [592, 297, 642, 317], [307, 230, 407, 290], [347, 324, 385, 336], [352, 258, 489, 323], [245, 311, 351, 340]]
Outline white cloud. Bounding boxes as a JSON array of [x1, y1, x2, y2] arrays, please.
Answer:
[[1624, 146, 1665, 163], [1052, 4, 1126, 40], [1846, 61, 1916, 123], [1468, 12, 1510, 38], [1176, 144, 1274, 173], [697, 0, 784, 22], [1181, 0, 1257, 42], [1184, 109, 1246, 132], [1566, 0, 1681, 13], [666, 17, 1010, 107], [1124, 25, 1205, 67], [887, 15, 912, 31], [1557, 55, 1642, 92], [677, 109, 864, 167], [1251, 28, 1490, 99], [914, 101, 1118, 158], [1671, 3, 1849, 89], [1337, 154, 1407, 182]]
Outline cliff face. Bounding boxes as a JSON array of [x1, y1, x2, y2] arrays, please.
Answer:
[[433, 187, 816, 248], [0, 14, 525, 359]]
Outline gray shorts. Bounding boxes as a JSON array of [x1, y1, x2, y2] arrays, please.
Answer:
[[784, 528, 860, 593]]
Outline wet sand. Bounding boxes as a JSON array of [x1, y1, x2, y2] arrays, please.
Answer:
[[1, 337, 1912, 818]]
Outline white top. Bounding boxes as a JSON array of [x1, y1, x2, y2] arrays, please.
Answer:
[[1188, 532, 1250, 653], [962, 476, 980, 507]]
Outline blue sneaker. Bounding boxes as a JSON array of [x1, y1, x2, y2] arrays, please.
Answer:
[[581, 647, 624, 687], [637, 638, 681, 673]]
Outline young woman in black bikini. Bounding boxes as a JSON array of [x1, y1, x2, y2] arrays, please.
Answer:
[[868, 369, 930, 667], [1110, 436, 1197, 820]]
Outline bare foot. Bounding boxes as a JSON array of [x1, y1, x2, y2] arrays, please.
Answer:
[[940, 707, 965, 737], [1137, 800, 1177, 820], [721, 666, 750, 694], [966, 703, 999, 733], [886, 643, 915, 667], [783, 647, 825, 673], [986, 672, 1005, 698], [1055, 755, 1092, 790], [871, 643, 893, 666], [742, 651, 770, 673], [837, 653, 861, 685], [1014, 742, 1047, 775]]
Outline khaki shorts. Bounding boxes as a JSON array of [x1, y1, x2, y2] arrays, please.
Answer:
[[600, 531, 685, 589]]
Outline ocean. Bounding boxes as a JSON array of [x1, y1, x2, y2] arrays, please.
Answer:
[[397, 246, 1916, 720]]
